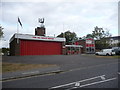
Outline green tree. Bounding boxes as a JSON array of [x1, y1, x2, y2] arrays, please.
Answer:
[[95, 38, 110, 50], [85, 26, 111, 40], [86, 34, 94, 38], [92, 26, 112, 40], [117, 42, 120, 47], [92, 26, 112, 50], [57, 30, 78, 44], [0, 25, 4, 38], [2, 48, 10, 53]]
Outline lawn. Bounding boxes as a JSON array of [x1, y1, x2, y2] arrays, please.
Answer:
[[95, 55, 120, 58], [2, 62, 57, 73]]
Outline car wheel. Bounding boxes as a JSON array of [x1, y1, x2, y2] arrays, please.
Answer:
[[96, 53, 98, 55], [106, 53, 109, 56]]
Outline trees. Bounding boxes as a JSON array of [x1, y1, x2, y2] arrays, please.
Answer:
[[57, 30, 78, 44], [85, 26, 111, 40], [85, 26, 112, 50], [117, 42, 120, 47], [2, 48, 10, 55], [95, 39, 110, 50], [92, 26, 112, 40], [92, 26, 104, 40], [0, 25, 4, 38], [91, 26, 112, 50], [86, 34, 94, 38]]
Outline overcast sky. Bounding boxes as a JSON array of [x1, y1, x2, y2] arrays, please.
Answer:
[[0, 0, 119, 48]]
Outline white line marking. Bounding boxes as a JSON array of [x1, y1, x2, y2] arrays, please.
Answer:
[[50, 75, 105, 89], [80, 77, 117, 87], [70, 77, 117, 89], [100, 76, 106, 80], [75, 82, 80, 87]]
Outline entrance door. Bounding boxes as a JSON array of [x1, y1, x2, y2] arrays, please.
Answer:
[[20, 40, 62, 55]]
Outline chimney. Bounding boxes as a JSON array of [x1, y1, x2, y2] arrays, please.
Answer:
[[35, 27, 45, 36]]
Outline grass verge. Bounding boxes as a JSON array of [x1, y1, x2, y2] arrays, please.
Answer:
[[95, 55, 120, 58], [2, 62, 57, 73]]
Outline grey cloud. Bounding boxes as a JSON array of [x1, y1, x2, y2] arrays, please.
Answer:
[[0, 1, 118, 48]]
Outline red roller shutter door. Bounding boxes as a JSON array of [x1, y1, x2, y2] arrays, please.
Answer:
[[20, 40, 62, 55]]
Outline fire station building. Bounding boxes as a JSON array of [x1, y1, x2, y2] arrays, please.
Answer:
[[10, 18, 95, 56], [64, 38, 95, 55], [10, 24, 66, 56], [10, 34, 65, 56], [74, 38, 95, 54]]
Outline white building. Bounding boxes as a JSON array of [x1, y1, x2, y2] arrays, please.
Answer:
[[106, 36, 120, 47]]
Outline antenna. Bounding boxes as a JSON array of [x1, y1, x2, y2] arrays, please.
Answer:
[[38, 18, 45, 27]]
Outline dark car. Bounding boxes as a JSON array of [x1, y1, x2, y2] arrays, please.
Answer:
[[112, 47, 120, 55]]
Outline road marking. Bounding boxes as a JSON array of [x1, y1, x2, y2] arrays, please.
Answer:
[[118, 72, 120, 75], [50, 75, 105, 89], [100, 76, 106, 80], [68, 77, 117, 90], [79, 77, 116, 88], [75, 82, 80, 87]]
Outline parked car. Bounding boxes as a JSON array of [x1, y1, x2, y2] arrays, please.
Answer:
[[112, 47, 120, 55], [95, 49, 116, 56]]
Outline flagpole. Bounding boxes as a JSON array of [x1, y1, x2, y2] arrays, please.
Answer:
[[17, 17, 19, 44], [63, 23, 65, 46]]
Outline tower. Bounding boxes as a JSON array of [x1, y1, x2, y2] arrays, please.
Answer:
[[35, 18, 46, 36]]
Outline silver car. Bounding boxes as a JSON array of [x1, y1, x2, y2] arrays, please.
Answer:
[[95, 49, 116, 56]]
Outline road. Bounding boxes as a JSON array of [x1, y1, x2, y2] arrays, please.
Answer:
[[2, 55, 119, 71], [2, 55, 119, 89]]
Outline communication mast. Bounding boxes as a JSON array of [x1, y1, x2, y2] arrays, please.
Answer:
[[38, 18, 45, 27], [35, 18, 46, 36]]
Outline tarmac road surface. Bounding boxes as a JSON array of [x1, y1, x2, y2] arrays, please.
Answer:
[[2, 55, 119, 71], [2, 55, 119, 88]]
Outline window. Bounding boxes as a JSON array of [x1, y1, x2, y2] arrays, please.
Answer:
[[86, 48, 89, 52], [92, 48, 94, 52]]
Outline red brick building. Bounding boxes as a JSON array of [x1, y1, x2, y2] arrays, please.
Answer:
[[74, 38, 95, 54], [10, 26, 65, 56], [10, 33, 65, 56]]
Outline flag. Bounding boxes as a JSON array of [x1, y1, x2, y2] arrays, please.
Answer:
[[18, 17, 22, 27]]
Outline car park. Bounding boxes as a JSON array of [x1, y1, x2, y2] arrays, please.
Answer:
[[95, 49, 116, 56]]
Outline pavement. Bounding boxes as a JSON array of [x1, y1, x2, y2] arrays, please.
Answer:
[[1, 54, 119, 81], [1, 65, 61, 81]]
